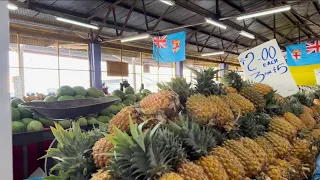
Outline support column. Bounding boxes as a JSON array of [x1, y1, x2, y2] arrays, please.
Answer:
[[0, 1, 13, 179], [175, 61, 183, 78], [219, 63, 228, 79], [89, 43, 102, 90]]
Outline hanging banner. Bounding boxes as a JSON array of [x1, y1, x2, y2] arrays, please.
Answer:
[[238, 39, 298, 97], [152, 31, 186, 63], [286, 40, 320, 85], [315, 69, 320, 85]]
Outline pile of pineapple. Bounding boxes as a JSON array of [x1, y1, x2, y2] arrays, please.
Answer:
[[43, 68, 320, 180]]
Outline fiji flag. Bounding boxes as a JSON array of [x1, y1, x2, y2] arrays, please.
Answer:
[[286, 40, 320, 85], [152, 31, 186, 63]]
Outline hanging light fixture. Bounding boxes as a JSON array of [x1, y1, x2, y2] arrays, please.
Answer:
[[56, 17, 98, 29], [120, 34, 151, 42], [204, 18, 227, 29], [239, 31, 255, 39], [236, 5, 291, 20], [159, 0, 175, 6], [201, 51, 225, 56]]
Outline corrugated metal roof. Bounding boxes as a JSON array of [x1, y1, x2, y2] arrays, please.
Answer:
[[8, 0, 320, 65]]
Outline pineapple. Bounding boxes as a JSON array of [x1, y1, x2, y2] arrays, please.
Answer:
[[314, 105, 320, 114], [311, 106, 320, 117], [90, 170, 111, 180], [41, 122, 97, 179], [310, 129, 320, 140], [254, 136, 277, 164], [157, 77, 191, 107], [208, 95, 234, 127], [252, 83, 274, 96], [210, 147, 246, 180], [158, 172, 183, 180], [274, 93, 286, 105], [189, 67, 221, 96], [236, 112, 270, 139], [195, 155, 228, 180], [222, 70, 243, 90], [225, 86, 237, 93], [286, 156, 305, 180], [264, 132, 292, 158], [303, 105, 313, 115], [266, 164, 287, 180], [223, 71, 266, 109], [283, 112, 306, 131], [167, 116, 219, 160], [177, 161, 209, 180], [107, 117, 185, 180], [139, 90, 181, 118], [291, 139, 311, 162], [186, 94, 218, 125], [268, 117, 297, 140], [239, 87, 266, 109], [299, 113, 316, 130], [223, 140, 263, 177], [240, 137, 267, 166], [92, 137, 114, 168], [225, 93, 255, 114], [108, 106, 140, 134], [220, 95, 241, 115]]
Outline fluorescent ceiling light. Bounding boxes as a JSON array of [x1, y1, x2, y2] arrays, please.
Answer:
[[236, 5, 291, 20], [239, 31, 255, 39], [204, 18, 227, 29], [7, 4, 18, 10], [201, 51, 225, 56], [56, 17, 98, 29], [159, 0, 175, 6], [120, 34, 150, 43]]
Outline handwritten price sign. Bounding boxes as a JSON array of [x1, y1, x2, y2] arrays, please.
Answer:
[[238, 39, 298, 97]]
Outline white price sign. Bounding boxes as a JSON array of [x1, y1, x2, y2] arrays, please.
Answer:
[[315, 69, 320, 85], [238, 39, 298, 97]]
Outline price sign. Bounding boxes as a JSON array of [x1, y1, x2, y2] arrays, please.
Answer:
[[238, 39, 298, 97], [315, 69, 320, 85]]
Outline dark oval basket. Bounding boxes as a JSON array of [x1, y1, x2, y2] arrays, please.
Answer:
[[19, 97, 120, 120]]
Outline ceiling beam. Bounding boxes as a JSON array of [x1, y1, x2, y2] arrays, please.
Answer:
[[313, 2, 320, 16], [289, 9, 320, 37], [281, 12, 312, 38], [116, 1, 249, 48], [222, 0, 293, 42], [13, 1, 240, 55], [173, 0, 269, 42]]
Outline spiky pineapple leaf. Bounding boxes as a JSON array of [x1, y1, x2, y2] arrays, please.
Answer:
[[43, 122, 95, 180]]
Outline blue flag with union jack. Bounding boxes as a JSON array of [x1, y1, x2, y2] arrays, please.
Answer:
[[152, 31, 186, 63], [286, 40, 320, 85], [286, 40, 320, 66]]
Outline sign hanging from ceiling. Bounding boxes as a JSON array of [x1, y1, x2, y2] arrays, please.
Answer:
[[238, 39, 298, 97], [286, 40, 320, 85], [152, 31, 186, 63]]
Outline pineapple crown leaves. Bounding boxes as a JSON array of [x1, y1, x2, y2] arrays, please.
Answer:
[[167, 116, 218, 160], [107, 116, 183, 180], [223, 70, 243, 91], [236, 112, 270, 138], [188, 67, 220, 96], [264, 91, 284, 116], [42, 122, 95, 180], [189, 67, 227, 96], [157, 77, 192, 106], [283, 96, 304, 116], [294, 91, 314, 107]]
